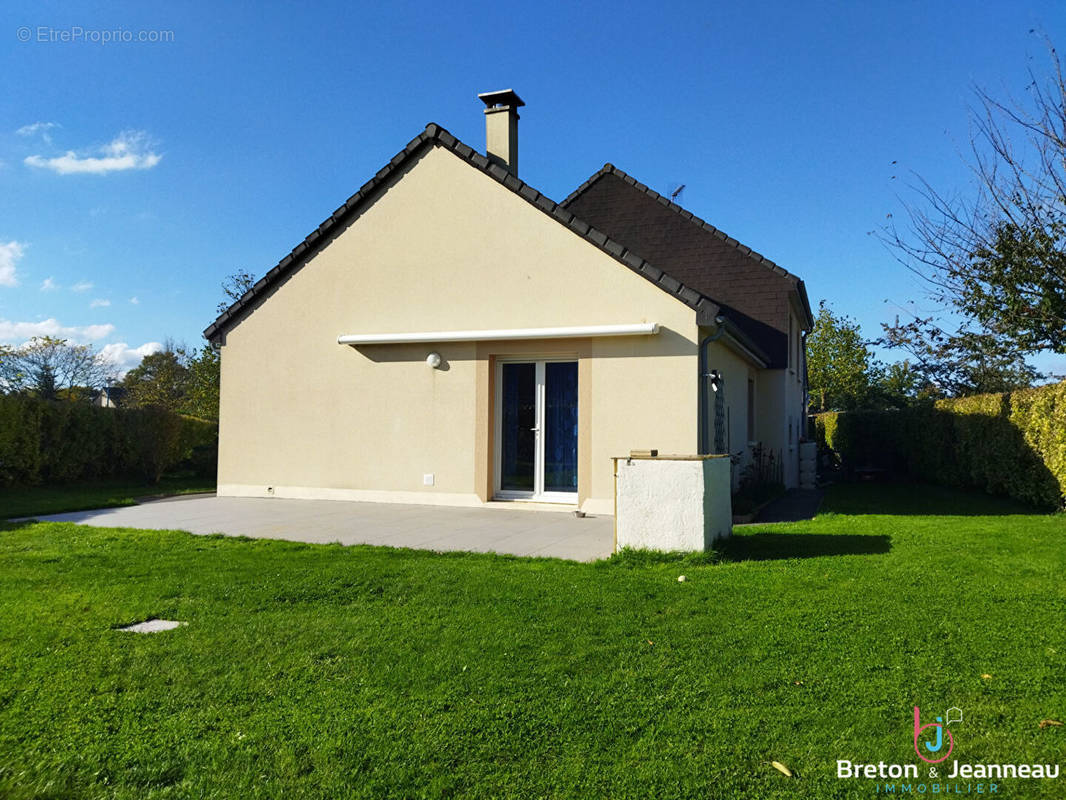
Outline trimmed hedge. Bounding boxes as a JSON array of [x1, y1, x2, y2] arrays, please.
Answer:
[[812, 381, 1066, 510], [0, 395, 217, 486]]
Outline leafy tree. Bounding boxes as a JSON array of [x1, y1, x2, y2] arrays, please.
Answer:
[[806, 302, 874, 412], [119, 265, 256, 418], [184, 344, 220, 420], [122, 342, 191, 411], [885, 40, 1066, 365], [878, 316, 1039, 397], [963, 220, 1066, 353], [867, 359, 926, 409], [0, 337, 115, 399], [175, 269, 258, 420]]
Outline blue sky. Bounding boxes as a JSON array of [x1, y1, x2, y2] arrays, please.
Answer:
[[2, 0, 1065, 376]]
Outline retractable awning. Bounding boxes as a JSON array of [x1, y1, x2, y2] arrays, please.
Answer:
[[337, 323, 660, 345]]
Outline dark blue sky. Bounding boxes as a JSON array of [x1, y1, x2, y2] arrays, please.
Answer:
[[2, 0, 1064, 375]]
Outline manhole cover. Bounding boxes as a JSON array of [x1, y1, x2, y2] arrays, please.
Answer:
[[117, 619, 186, 633]]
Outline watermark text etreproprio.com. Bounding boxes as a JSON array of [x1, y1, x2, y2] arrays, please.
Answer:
[[16, 26, 174, 44]]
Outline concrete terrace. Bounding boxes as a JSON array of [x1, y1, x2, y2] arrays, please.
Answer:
[[29, 495, 616, 562]]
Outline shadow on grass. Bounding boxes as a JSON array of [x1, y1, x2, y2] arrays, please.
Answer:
[[821, 482, 1043, 517], [720, 532, 891, 562]]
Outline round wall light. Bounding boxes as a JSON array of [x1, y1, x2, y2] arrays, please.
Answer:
[[426, 352, 442, 369]]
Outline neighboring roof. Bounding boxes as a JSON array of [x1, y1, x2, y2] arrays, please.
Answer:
[[205, 124, 726, 344], [561, 164, 814, 368], [93, 386, 127, 404]]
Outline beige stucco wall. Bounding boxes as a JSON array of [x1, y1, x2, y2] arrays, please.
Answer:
[[754, 366, 806, 489], [699, 336, 759, 489], [217, 144, 701, 513]]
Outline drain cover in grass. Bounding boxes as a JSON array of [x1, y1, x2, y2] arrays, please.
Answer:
[[118, 619, 186, 633]]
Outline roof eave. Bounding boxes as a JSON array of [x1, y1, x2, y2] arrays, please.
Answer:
[[719, 318, 771, 367]]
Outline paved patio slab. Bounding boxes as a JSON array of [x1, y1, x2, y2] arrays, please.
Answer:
[[27, 496, 616, 562]]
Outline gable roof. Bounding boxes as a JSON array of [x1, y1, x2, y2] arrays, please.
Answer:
[[561, 164, 814, 367], [204, 124, 729, 344]]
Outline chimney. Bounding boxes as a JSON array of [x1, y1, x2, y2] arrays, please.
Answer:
[[478, 89, 524, 176]]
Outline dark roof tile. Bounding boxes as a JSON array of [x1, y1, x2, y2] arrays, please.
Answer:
[[659, 274, 681, 293], [568, 217, 590, 235], [679, 286, 701, 305], [551, 207, 573, 224], [560, 163, 813, 366]]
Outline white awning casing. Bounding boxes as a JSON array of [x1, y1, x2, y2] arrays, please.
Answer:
[[337, 323, 660, 346]]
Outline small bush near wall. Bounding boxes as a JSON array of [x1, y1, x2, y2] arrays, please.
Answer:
[[0, 395, 218, 486], [811, 381, 1066, 509]]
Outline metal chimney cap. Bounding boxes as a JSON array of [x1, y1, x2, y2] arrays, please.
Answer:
[[478, 89, 525, 109]]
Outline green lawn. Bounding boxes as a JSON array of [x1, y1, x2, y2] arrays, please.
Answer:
[[0, 476, 215, 520], [0, 483, 1063, 799]]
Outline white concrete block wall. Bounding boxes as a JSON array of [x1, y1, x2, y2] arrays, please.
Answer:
[[615, 456, 732, 552]]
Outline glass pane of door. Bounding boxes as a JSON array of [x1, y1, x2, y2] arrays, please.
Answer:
[[543, 361, 578, 493], [500, 363, 536, 491]]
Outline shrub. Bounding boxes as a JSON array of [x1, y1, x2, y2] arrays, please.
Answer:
[[0, 395, 218, 486]]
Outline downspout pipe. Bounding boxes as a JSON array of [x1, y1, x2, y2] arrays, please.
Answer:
[[698, 315, 727, 455]]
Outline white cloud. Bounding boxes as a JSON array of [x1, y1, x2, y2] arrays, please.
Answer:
[[0, 241, 25, 287], [16, 122, 60, 143], [40, 276, 58, 291], [99, 341, 163, 375], [71, 280, 93, 292], [0, 318, 115, 344], [24, 130, 162, 175], [129, 296, 139, 305], [90, 298, 111, 308]]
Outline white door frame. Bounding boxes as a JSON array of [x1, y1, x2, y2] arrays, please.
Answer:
[[494, 356, 578, 504]]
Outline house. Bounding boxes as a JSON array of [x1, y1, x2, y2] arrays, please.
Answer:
[[92, 386, 127, 408], [206, 90, 812, 515]]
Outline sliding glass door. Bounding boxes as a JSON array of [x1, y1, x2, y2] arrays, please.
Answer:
[[496, 359, 578, 501]]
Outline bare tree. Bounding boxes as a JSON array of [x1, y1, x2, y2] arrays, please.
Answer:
[[885, 39, 1066, 358], [216, 268, 257, 314]]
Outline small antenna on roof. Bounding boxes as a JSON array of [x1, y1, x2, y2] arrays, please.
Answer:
[[670, 183, 686, 202]]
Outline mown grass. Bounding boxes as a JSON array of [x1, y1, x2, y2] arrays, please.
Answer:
[[0, 483, 1063, 799], [0, 476, 215, 519]]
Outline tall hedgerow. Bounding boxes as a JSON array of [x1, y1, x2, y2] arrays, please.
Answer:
[[812, 381, 1066, 509]]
